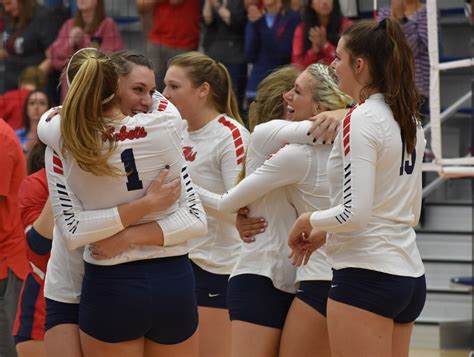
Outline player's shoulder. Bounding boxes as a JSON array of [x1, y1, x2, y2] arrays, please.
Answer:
[[214, 115, 249, 136]]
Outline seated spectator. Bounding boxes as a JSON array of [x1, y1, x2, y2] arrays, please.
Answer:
[[245, 0, 300, 101], [0, 66, 46, 131], [292, 0, 352, 69], [41, 0, 124, 100], [0, 0, 62, 92], [378, 0, 429, 103], [15, 90, 50, 154]]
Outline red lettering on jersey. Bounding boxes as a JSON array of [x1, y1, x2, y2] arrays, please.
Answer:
[[183, 146, 197, 162], [103, 126, 148, 142]]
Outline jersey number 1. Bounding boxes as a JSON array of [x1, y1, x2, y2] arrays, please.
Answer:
[[399, 136, 416, 176], [121, 148, 143, 191]]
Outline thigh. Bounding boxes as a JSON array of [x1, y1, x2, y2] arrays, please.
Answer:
[[392, 322, 414, 357], [327, 298, 393, 357], [16, 339, 47, 357], [232, 320, 281, 357], [279, 297, 330, 357], [197, 306, 231, 357], [144, 329, 198, 357], [45, 324, 82, 357], [80, 330, 144, 357]]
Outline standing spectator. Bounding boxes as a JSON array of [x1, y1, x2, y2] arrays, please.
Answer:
[[15, 90, 50, 154], [42, 0, 124, 101], [136, 0, 201, 91], [292, 0, 352, 69], [12, 142, 52, 357], [245, 0, 300, 101], [202, 0, 248, 116], [0, 0, 62, 92], [0, 66, 45, 132], [378, 0, 429, 104], [0, 118, 29, 357]]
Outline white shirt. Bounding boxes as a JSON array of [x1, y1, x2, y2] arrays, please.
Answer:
[[197, 119, 328, 292], [38, 98, 207, 265], [310, 94, 425, 277], [183, 115, 250, 274]]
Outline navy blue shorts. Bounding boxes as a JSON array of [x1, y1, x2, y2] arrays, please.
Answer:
[[44, 298, 79, 332], [296, 280, 331, 317], [227, 274, 294, 329], [191, 261, 229, 309], [329, 268, 426, 323], [80, 255, 198, 344]]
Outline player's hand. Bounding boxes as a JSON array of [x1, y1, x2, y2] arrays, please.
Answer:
[[89, 231, 130, 260], [247, 5, 262, 22], [288, 212, 326, 266], [235, 207, 267, 243], [307, 108, 347, 143], [143, 169, 181, 212]]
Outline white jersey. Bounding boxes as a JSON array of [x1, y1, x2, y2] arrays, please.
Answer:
[[310, 93, 425, 277], [197, 119, 327, 292], [183, 114, 250, 274], [38, 97, 207, 266]]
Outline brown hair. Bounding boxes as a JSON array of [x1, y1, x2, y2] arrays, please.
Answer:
[[168, 51, 243, 124], [109, 50, 154, 78], [61, 48, 119, 176], [342, 17, 421, 153], [22, 89, 50, 133], [11, 0, 36, 29], [19, 65, 46, 90], [26, 141, 46, 175], [248, 65, 300, 132], [74, 0, 106, 34]]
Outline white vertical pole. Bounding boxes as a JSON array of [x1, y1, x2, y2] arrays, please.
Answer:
[[426, 0, 442, 166]]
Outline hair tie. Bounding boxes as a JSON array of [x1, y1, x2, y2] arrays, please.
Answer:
[[378, 18, 387, 30], [65, 47, 100, 87], [101, 93, 115, 105]]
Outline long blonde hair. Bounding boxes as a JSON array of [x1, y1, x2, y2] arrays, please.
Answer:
[[168, 51, 243, 124], [61, 48, 119, 176]]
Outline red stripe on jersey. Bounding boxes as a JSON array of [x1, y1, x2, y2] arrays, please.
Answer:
[[53, 155, 63, 168], [342, 107, 356, 157], [217, 117, 245, 166], [53, 167, 63, 175], [158, 99, 168, 111]]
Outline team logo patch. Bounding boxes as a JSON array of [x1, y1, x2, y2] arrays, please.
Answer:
[[183, 146, 197, 162], [103, 126, 148, 142]]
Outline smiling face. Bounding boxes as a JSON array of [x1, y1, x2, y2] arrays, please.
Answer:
[[163, 65, 203, 120], [116, 64, 156, 116], [283, 70, 318, 121]]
